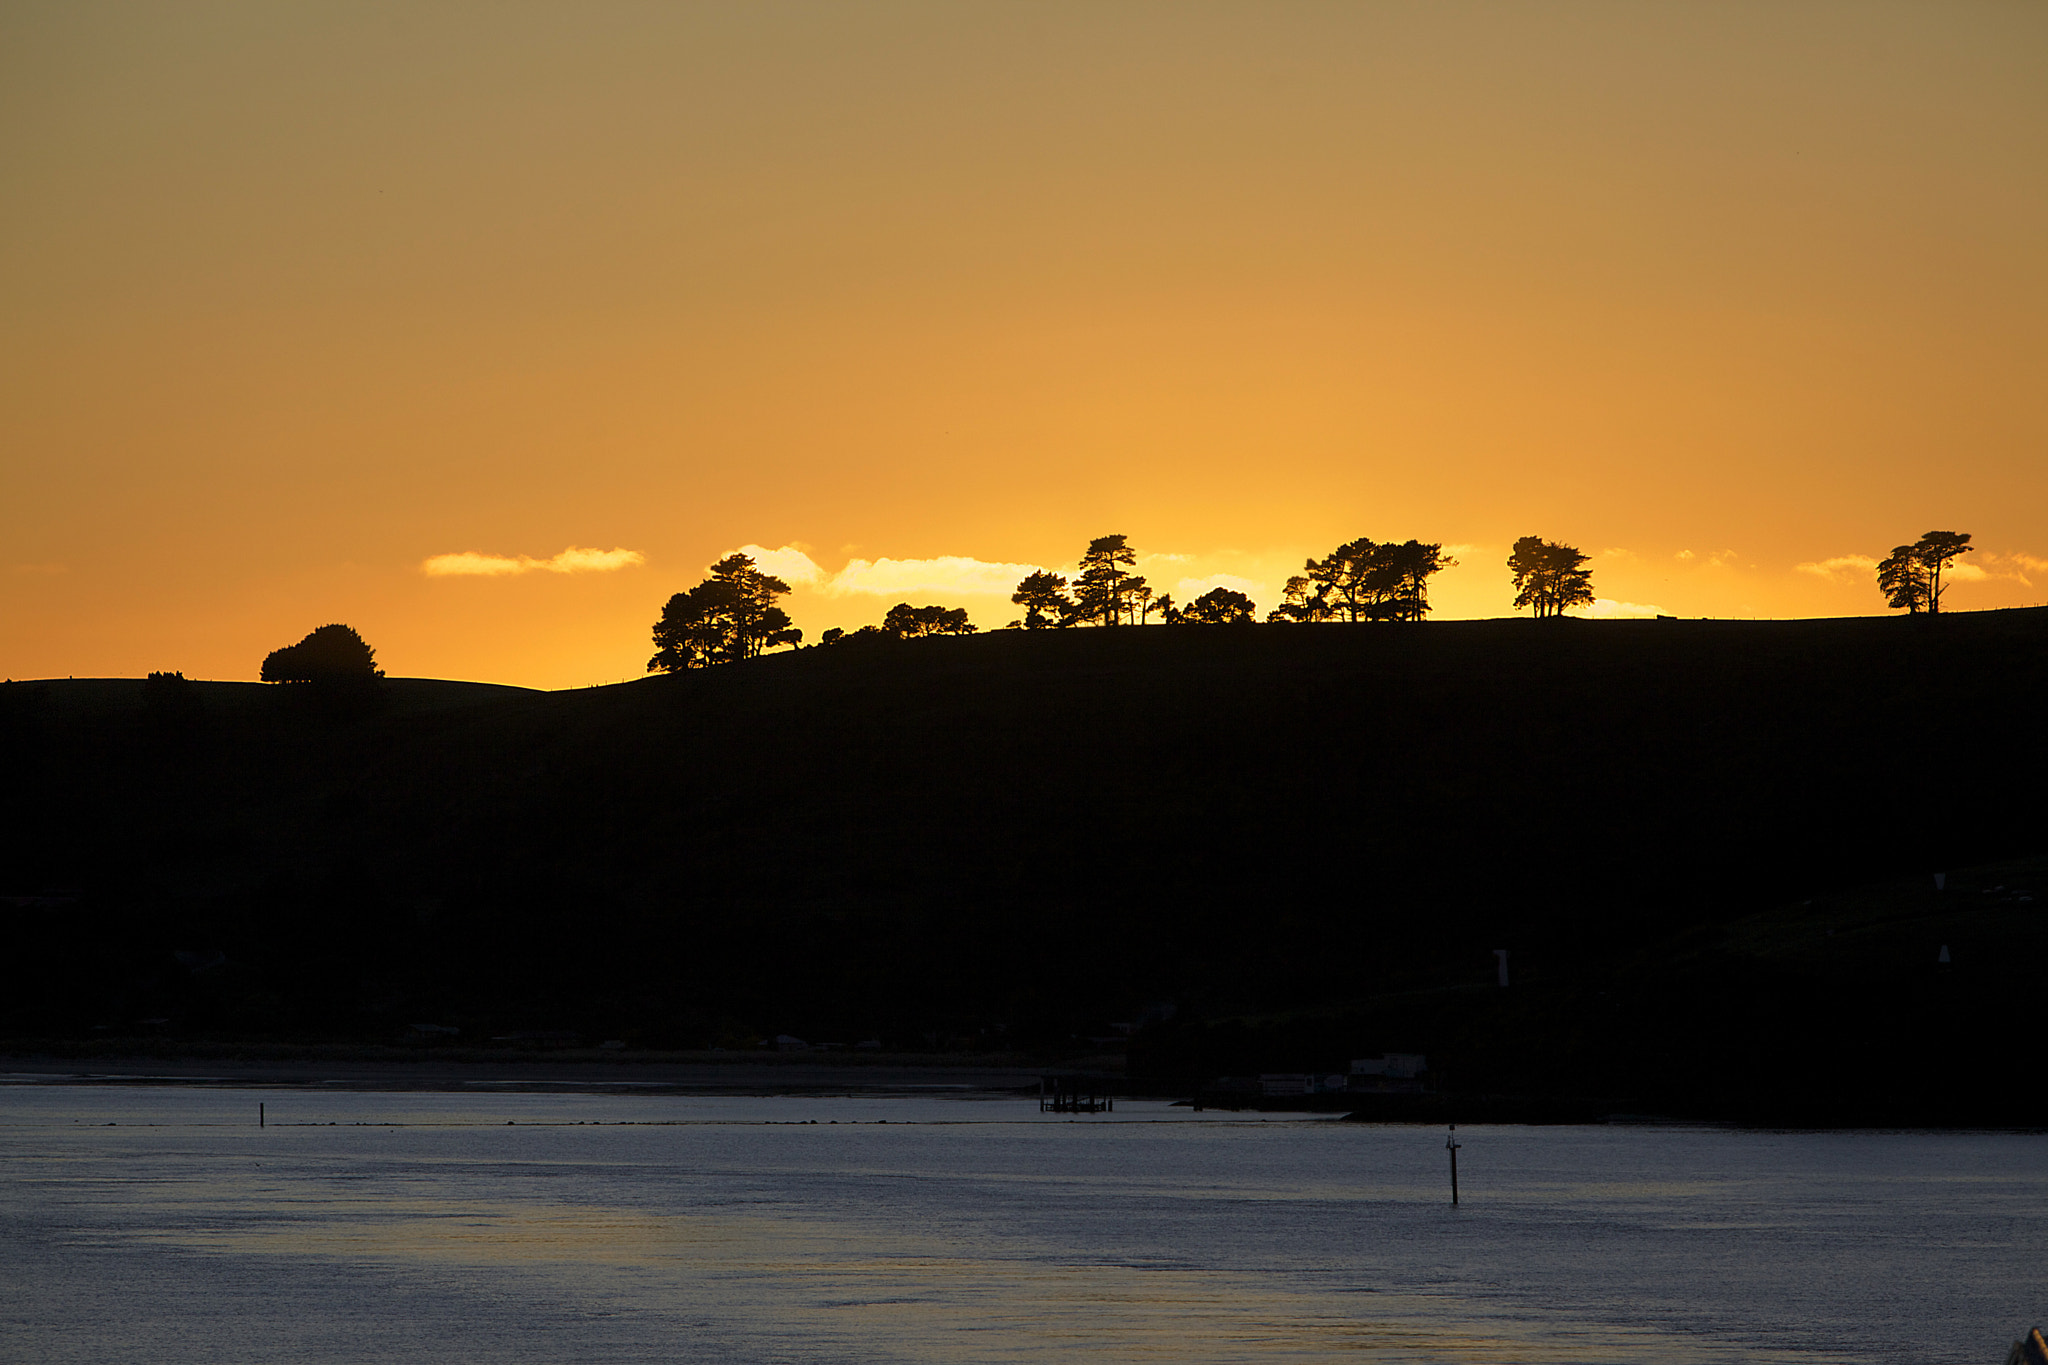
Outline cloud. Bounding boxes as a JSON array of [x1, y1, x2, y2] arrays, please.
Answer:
[[1599, 547, 1637, 560], [727, 544, 1040, 597], [1795, 554, 1878, 583], [1675, 549, 1695, 561], [423, 552, 526, 576], [830, 555, 1046, 597], [1960, 551, 2041, 587], [423, 546, 646, 577], [547, 547, 646, 574], [11, 562, 67, 576], [1176, 573, 1268, 606], [1791, 550, 2039, 589], [732, 544, 826, 586], [1572, 598, 1668, 619]]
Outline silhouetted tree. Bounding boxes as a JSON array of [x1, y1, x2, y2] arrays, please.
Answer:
[[1916, 532, 1974, 610], [1304, 539, 1380, 621], [1876, 545, 1931, 613], [881, 603, 976, 638], [1381, 540, 1456, 621], [1267, 574, 1329, 624], [1299, 537, 1453, 621], [261, 624, 382, 682], [1508, 537, 1595, 618], [1073, 535, 1145, 625], [1010, 570, 1076, 629], [1181, 587, 1257, 624], [1878, 531, 1973, 615], [648, 554, 801, 671]]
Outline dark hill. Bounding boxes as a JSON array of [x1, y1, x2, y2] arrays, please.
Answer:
[[4, 612, 2046, 1120]]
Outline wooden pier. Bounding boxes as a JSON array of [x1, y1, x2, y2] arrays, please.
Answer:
[[1040, 1074, 1114, 1113]]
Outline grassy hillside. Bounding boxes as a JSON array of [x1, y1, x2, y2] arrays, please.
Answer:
[[4, 611, 2046, 1119]]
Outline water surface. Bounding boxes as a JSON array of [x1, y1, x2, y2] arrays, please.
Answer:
[[2, 1085, 2041, 1363]]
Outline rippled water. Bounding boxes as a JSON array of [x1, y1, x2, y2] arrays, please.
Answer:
[[2, 1084, 2042, 1363]]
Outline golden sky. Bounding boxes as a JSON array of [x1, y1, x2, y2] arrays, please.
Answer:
[[4, 2, 2044, 688]]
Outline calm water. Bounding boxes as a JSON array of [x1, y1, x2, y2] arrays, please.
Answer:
[[2, 1084, 2042, 1364]]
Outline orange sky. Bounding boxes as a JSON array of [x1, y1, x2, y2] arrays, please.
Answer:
[[4, 2, 2044, 688]]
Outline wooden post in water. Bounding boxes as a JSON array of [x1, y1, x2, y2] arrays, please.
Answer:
[[259, 1103, 265, 1128], [1446, 1124, 1461, 1205]]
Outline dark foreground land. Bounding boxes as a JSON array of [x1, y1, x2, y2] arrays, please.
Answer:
[[4, 610, 2046, 1124]]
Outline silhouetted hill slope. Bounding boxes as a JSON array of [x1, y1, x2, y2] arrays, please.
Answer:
[[20, 676, 538, 720], [4, 612, 2046, 1119]]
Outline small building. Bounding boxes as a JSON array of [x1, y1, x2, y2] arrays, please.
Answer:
[[1349, 1054, 1428, 1093], [1351, 1053, 1426, 1078]]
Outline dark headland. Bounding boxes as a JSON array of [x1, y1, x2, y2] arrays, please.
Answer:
[[5, 609, 2046, 1125]]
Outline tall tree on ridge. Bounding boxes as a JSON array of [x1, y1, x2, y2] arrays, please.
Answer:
[[1074, 535, 1142, 626], [1877, 531, 1973, 614], [648, 553, 801, 671]]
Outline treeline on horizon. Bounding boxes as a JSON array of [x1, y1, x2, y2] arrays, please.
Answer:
[[637, 527, 1980, 674], [207, 526, 1980, 685], [645, 532, 1564, 672]]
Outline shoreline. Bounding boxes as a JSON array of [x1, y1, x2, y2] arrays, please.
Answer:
[[6, 1055, 2044, 1131], [0, 1049, 1087, 1097]]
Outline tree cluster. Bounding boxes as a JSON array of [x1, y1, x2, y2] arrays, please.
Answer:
[[1010, 532, 1456, 630], [261, 624, 382, 683], [1181, 587, 1258, 624], [1270, 538, 1457, 623], [649, 554, 801, 672], [1507, 537, 1596, 619], [881, 603, 975, 638], [818, 603, 978, 646], [1876, 532, 1973, 614], [1009, 536, 1167, 627]]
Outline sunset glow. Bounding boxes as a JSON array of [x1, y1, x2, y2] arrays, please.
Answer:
[[4, 2, 2043, 688]]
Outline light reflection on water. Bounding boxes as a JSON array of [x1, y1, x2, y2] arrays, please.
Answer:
[[2, 1085, 2042, 1363]]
